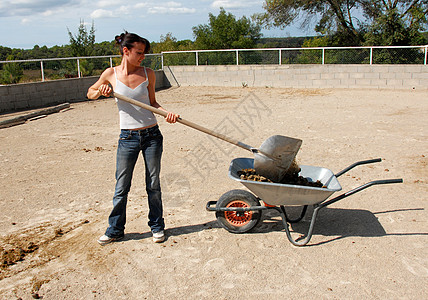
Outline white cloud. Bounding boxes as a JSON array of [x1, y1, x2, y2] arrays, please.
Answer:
[[148, 2, 196, 15], [42, 10, 55, 17], [118, 5, 131, 14], [91, 9, 116, 18], [0, 0, 81, 17], [97, 0, 119, 8], [166, 1, 181, 8], [135, 3, 150, 9], [211, 0, 262, 10]]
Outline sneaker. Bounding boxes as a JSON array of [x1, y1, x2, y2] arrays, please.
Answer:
[[97, 234, 124, 245], [152, 231, 165, 243]]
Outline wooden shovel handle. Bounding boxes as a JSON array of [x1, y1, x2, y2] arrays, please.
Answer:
[[113, 92, 254, 152]]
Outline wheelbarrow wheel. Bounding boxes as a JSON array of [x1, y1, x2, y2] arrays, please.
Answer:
[[216, 189, 261, 234]]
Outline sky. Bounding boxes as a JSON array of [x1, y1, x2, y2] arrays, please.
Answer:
[[0, 0, 316, 49]]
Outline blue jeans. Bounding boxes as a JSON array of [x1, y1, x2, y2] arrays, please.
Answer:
[[105, 125, 164, 238]]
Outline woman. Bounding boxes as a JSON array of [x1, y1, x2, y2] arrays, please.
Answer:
[[87, 32, 179, 245]]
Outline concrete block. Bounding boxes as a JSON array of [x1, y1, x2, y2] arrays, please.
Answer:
[[311, 79, 325, 87], [334, 73, 350, 79], [0, 95, 14, 105], [14, 93, 30, 102], [9, 85, 24, 95], [403, 65, 422, 73], [0, 101, 14, 112], [278, 74, 294, 81], [0, 86, 10, 97], [294, 74, 307, 80], [215, 66, 228, 72], [307, 73, 321, 80], [379, 73, 396, 79], [371, 66, 389, 73], [350, 73, 364, 79], [332, 66, 358, 73], [238, 65, 251, 71], [14, 100, 29, 110], [357, 66, 373, 73], [340, 79, 356, 87], [326, 79, 342, 87], [387, 65, 410, 73], [364, 73, 380, 79], [355, 79, 372, 86], [402, 79, 422, 87], [321, 73, 335, 80], [386, 79, 403, 87], [412, 72, 428, 79], [395, 72, 412, 79], [35, 83, 50, 92], [370, 79, 387, 87], [280, 80, 299, 88], [416, 79, 428, 88]]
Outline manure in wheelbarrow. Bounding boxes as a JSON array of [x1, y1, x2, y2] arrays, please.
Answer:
[[237, 160, 326, 188]]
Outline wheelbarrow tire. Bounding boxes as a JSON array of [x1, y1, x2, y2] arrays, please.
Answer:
[[216, 189, 261, 234]]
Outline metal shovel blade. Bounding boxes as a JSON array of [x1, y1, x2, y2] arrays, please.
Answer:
[[253, 135, 302, 182]]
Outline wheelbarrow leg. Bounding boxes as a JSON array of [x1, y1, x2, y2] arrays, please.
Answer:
[[276, 205, 321, 246], [280, 205, 308, 223]]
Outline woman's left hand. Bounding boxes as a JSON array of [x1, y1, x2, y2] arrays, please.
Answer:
[[165, 112, 180, 123]]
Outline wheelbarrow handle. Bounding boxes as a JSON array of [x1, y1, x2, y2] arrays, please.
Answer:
[[320, 178, 403, 208], [335, 158, 382, 177]]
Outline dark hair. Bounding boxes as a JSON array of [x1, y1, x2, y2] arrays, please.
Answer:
[[115, 31, 150, 55]]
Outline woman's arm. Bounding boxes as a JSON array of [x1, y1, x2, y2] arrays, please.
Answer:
[[87, 68, 114, 99]]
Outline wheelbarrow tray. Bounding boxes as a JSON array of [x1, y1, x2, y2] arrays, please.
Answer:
[[229, 157, 342, 206]]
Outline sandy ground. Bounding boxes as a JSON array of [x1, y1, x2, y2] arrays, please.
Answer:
[[0, 86, 427, 299]]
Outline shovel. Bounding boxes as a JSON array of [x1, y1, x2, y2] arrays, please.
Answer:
[[113, 92, 302, 182]]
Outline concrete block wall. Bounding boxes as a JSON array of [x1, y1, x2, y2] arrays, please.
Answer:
[[1, 66, 427, 113], [163, 64, 428, 90], [0, 70, 165, 113]]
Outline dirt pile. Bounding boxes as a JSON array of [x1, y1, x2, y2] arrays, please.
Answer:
[[238, 162, 325, 188]]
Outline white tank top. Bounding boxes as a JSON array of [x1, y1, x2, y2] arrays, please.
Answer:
[[114, 67, 157, 129]]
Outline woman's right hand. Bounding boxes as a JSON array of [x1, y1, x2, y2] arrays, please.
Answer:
[[98, 84, 112, 97]]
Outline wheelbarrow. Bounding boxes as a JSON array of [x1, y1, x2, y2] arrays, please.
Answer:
[[206, 158, 403, 246]]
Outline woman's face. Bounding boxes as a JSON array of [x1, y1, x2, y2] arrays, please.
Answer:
[[124, 42, 146, 66]]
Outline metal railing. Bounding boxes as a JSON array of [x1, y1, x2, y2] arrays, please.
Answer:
[[161, 45, 428, 67], [0, 54, 163, 84], [0, 45, 426, 84]]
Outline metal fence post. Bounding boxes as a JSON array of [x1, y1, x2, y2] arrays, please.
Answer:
[[236, 50, 239, 65], [196, 51, 198, 66], [40, 60, 45, 82], [109, 57, 113, 68], [77, 59, 81, 78], [322, 48, 325, 65], [279, 49, 282, 65], [370, 47, 373, 65], [425, 46, 427, 65]]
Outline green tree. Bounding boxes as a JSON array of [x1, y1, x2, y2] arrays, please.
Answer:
[[193, 8, 262, 50], [1, 55, 23, 84], [67, 19, 96, 57], [0, 46, 12, 61], [66, 20, 97, 76], [152, 33, 195, 66], [255, 0, 428, 46], [364, 7, 426, 46]]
